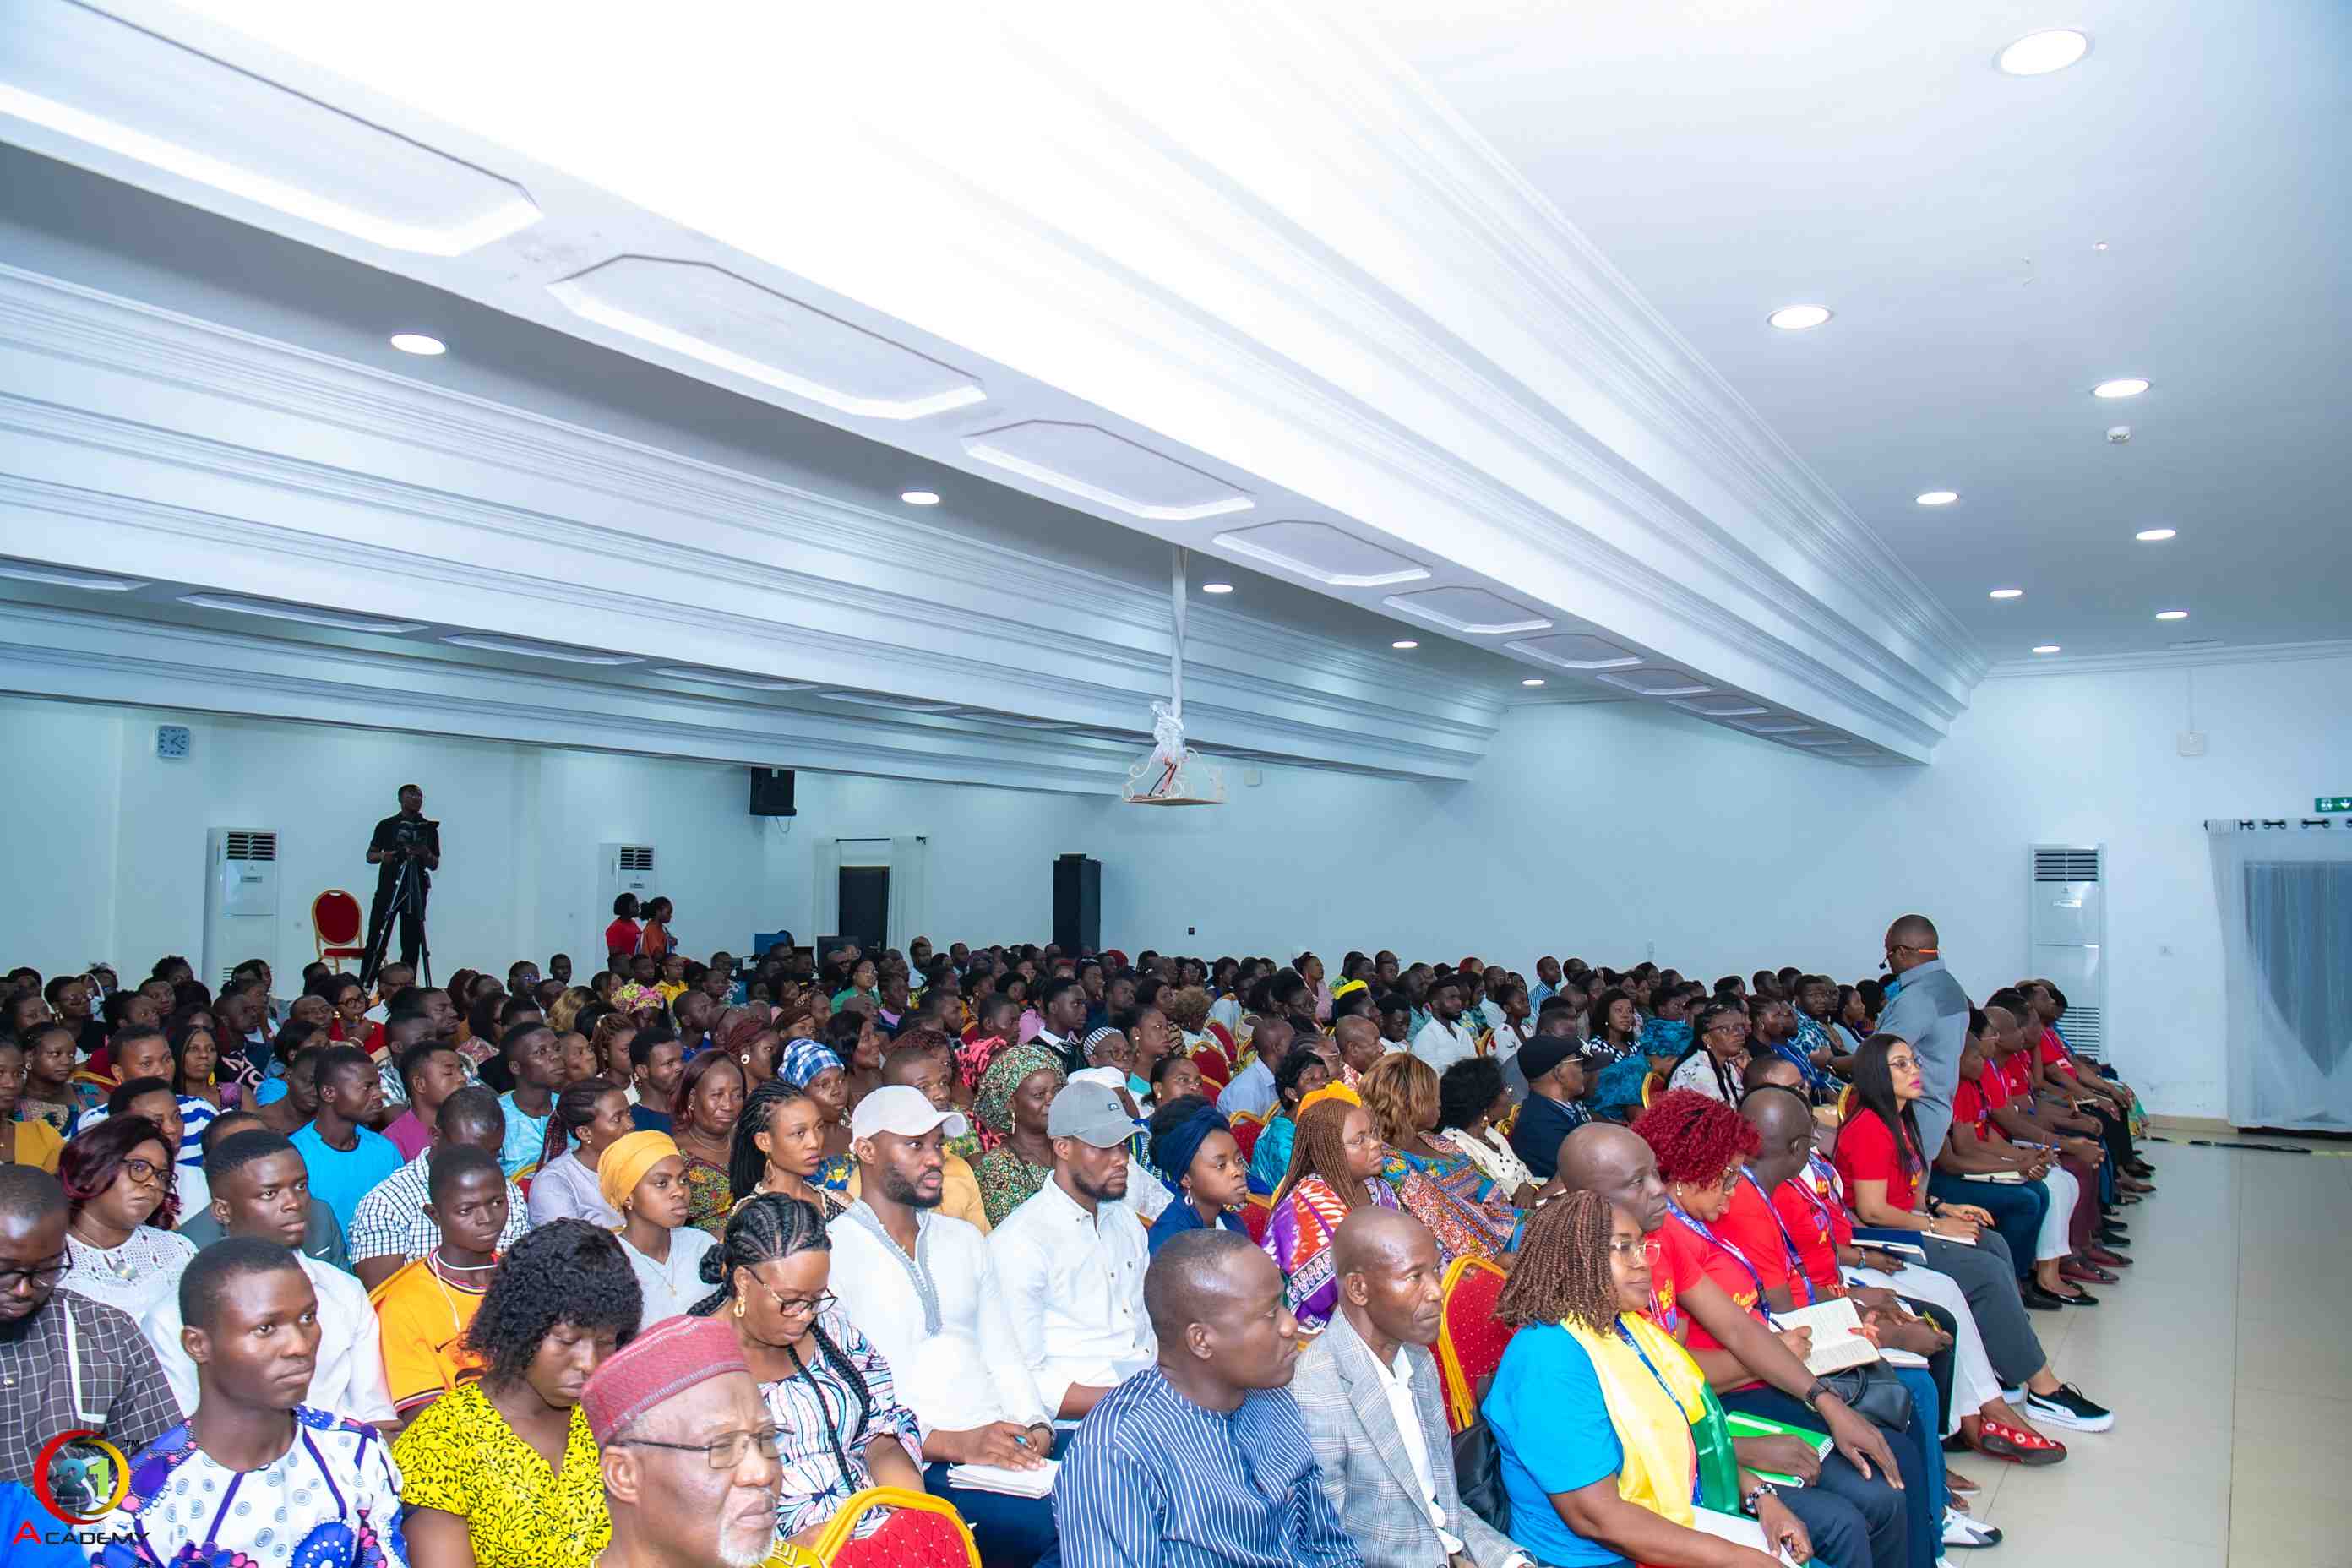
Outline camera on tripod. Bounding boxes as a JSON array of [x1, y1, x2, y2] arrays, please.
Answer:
[[389, 818, 438, 858]]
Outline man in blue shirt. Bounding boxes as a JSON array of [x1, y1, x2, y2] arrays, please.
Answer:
[[1876, 914, 1971, 1159], [1055, 1229, 1364, 1568], [287, 1047, 402, 1234]]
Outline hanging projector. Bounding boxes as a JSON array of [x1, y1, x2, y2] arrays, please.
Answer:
[[1122, 547, 1225, 807], [1124, 700, 1225, 807]]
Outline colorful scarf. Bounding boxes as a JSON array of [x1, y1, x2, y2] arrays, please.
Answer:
[[1263, 1174, 1396, 1329], [1564, 1311, 1709, 1526]]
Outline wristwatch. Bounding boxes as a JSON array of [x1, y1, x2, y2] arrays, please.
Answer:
[[1741, 1480, 1780, 1517], [1800, 1377, 1834, 1411]]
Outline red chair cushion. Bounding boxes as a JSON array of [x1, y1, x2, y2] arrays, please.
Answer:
[[1438, 1262, 1516, 1431], [1229, 1118, 1263, 1160], [828, 1505, 975, 1568], [1241, 1197, 1274, 1244], [313, 890, 363, 945]]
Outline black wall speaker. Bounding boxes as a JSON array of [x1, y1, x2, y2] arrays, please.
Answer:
[[1054, 853, 1102, 954], [749, 767, 798, 818]]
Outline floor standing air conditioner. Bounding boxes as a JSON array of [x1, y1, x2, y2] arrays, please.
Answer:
[[203, 829, 280, 987], [2028, 843, 2105, 1060], [600, 842, 656, 953]]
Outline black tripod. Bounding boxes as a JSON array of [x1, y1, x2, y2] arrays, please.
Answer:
[[360, 847, 433, 989]]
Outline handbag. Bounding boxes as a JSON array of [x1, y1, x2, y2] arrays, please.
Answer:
[[1451, 1413, 1511, 1534], [1815, 1362, 1914, 1431]]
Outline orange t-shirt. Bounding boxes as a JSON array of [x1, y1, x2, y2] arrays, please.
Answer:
[[370, 1256, 487, 1413]]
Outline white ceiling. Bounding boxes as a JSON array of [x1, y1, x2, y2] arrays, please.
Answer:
[[1360, 0, 2352, 662]]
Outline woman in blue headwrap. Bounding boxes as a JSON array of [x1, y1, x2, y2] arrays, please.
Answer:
[[777, 1036, 856, 1195], [1146, 1093, 1252, 1255]]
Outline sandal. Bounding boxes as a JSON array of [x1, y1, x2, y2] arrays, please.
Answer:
[[1946, 1467, 1980, 1494], [1971, 1418, 2067, 1466]]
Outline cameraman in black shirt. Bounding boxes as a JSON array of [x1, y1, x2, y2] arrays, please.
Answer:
[[360, 783, 439, 985]]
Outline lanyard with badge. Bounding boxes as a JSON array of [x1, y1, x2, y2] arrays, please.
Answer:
[[1613, 1317, 1705, 1507], [1740, 1171, 1822, 1305], [1663, 1197, 1777, 1326]]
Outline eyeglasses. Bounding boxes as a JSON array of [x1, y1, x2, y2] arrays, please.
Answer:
[[0, 1254, 68, 1292], [610, 1425, 786, 1470], [748, 1282, 836, 1320], [121, 1157, 168, 1188], [1712, 1166, 1742, 1193]]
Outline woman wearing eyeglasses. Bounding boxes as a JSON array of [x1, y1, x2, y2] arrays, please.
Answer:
[[57, 1113, 195, 1321], [689, 1194, 924, 1549], [395, 1219, 642, 1568]]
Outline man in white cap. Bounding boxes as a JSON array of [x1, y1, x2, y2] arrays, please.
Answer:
[[830, 1084, 1064, 1564], [988, 1080, 1158, 1423]]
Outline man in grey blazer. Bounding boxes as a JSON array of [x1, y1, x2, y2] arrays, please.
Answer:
[[1291, 1209, 1532, 1568]]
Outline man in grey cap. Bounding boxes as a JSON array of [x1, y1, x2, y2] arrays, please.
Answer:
[[987, 1079, 1157, 1420]]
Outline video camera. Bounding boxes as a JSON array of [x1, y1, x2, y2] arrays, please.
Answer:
[[389, 817, 439, 858]]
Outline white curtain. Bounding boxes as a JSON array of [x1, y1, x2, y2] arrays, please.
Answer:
[[2208, 827, 2352, 1130], [886, 836, 928, 956], [810, 837, 841, 946]]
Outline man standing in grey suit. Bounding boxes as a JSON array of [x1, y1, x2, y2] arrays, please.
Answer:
[[1876, 913, 1971, 1159], [1291, 1209, 1532, 1568]]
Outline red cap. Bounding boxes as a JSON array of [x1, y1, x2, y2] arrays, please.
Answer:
[[581, 1315, 749, 1442]]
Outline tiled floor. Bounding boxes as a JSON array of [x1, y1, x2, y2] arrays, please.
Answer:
[[1948, 1136, 2352, 1566]]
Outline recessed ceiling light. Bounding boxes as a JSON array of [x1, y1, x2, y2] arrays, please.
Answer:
[[177, 593, 426, 634], [2092, 378, 2149, 399], [2093, 241, 2110, 252], [388, 333, 445, 356], [1201, 582, 1233, 595], [1996, 28, 2091, 76], [1390, 640, 1418, 650], [2033, 645, 2062, 655], [1767, 304, 1832, 331], [443, 634, 641, 664], [900, 490, 940, 505], [2155, 609, 2189, 620], [1989, 588, 2024, 600], [0, 559, 148, 591], [2134, 527, 2176, 542], [1914, 490, 1959, 507], [1520, 678, 1546, 688]]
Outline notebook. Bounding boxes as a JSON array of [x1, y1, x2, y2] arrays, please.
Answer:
[[945, 1458, 1059, 1499]]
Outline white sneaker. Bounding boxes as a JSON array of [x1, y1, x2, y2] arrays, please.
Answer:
[[1942, 1509, 2002, 1549], [2024, 1383, 2115, 1433]]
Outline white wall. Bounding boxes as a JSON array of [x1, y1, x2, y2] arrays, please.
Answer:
[[4, 645, 2344, 1117]]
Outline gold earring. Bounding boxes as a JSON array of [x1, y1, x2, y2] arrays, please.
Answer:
[[733, 1295, 746, 1320]]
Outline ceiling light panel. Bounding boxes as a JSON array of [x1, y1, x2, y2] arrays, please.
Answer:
[[2155, 610, 2189, 620], [2134, 528, 2175, 542], [177, 593, 426, 634], [1989, 588, 2023, 600], [1914, 491, 1958, 507], [1732, 720, 1815, 734], [1382, 587, 1552, 635], [900, 491, 941, 505], [2092, 378, 2150, 399], [1211, 520, 1430, 587], [1594, 668, 1712, 698], [388, 333, 445, 356], [1505, 633, 1641, 670], [2033, 645, 2061, 655], [0, 558, 148, 591], [1767, 304, 1832, 330], [549, 259, 986, 421], [0, 5, 540, 255], [962, 422, 1253, 521], [443, 634, 641, 664], [1996, 29, 2091, 76], [651, 667, 817, 691]]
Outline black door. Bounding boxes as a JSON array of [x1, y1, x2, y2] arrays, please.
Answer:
[[838, 866, 889, 956]]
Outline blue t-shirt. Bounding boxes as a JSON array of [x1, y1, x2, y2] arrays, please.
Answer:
[[287, 1120, 404, 1234], [1481, 1322, 1626, 1567], [0, 1481, 84, 1567], [629, 1104, 673, 1134], [496, 1092, 551, 1179]]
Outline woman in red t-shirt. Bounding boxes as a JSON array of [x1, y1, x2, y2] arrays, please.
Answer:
[[1837, 1034, 1991, 1247], [325, 973, 386, 1061], [605, 893, 643, 963]]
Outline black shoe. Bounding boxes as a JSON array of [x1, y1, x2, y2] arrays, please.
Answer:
[[2020, 1284, 2067, 1310], [2096, 1228, 2132, 1249], [2055, 1288, 2101, 1307]]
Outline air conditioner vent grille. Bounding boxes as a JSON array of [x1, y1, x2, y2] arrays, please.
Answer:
[[223, 830, 277, 863], [2059, 1006, 2104, 1062], [618, 846, 654, 872], [2033, 848, 2099, 883]]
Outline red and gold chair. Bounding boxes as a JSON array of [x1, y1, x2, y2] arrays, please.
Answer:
[[804, 1488, 978, 1568], [1640, 1070, 1667, 1109], [313, 890, 368, 972], [1241, 1194, 1275, 1244], [1432, 1255, 1514, 1432], [1228, 1110, 1266, 1161]]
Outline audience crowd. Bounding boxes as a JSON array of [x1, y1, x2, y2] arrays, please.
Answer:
[[0, 908, 2157, 1566]]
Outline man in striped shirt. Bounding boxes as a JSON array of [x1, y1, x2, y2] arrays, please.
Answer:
[[1054, 1228, 1363, 1568]]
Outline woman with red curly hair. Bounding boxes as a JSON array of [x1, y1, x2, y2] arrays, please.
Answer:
[[1634, 1090, 1939, 1568]]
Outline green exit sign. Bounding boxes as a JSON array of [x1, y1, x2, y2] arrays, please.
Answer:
[[2322, 797, 2352, 814]]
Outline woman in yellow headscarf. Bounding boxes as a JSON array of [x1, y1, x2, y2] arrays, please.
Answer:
[[1481, 1190, 1819, 1568], [598, 1130, 717, 1326]]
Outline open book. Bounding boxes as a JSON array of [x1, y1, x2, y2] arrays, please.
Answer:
[[1772, 1297, 1882, 1375]]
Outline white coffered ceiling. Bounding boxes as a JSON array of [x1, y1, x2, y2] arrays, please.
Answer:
[[1358, 0, 2352, 664]]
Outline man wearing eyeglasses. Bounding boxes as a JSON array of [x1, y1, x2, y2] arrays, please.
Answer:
[[0, 1167, 182, 1488], [585, 1314, 783, 1568], [1877, 914, 1971, 1162]]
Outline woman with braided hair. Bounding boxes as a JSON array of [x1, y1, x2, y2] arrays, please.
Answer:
[[689, 1193, 924, 1546], [1263, 1088, 1402, 1328], [525, 1075, 634, 1228], [1482, 1189, 1832, 1568], [727, 1076, 846, 1222]]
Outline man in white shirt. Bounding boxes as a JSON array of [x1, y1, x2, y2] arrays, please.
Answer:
[[142, 1130, 395, 1427], [831, 1086, 1062, 1566], [988, 1081, 1157, 1422], [1214, 1017, 1293, 1121], [1410, 974, 1478, 1074], [1066, 1067, 1172, 1225], [1290, 1207, 1531, 1568]]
